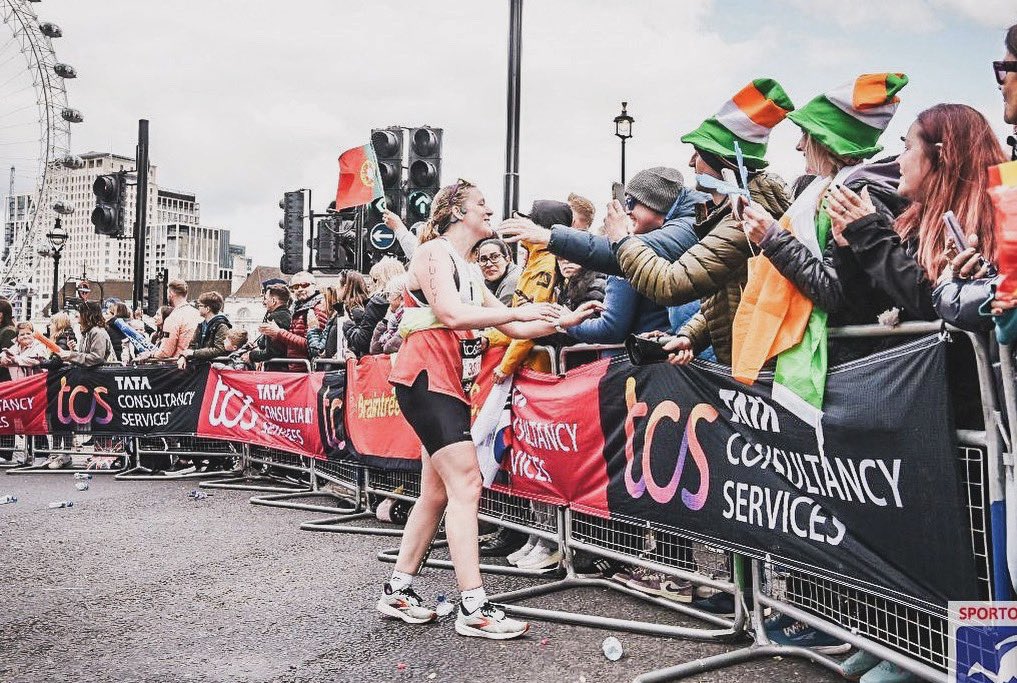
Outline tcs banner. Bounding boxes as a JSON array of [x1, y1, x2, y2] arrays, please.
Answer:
[[197, 368, 327, 459]]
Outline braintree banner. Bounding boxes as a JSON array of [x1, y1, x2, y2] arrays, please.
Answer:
[[494, 335, 978, 604]]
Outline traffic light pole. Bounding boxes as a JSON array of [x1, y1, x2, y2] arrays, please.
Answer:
[[133, 119, 149, 309], [305, 188, 314, 272], [503, 0, 523, 220]]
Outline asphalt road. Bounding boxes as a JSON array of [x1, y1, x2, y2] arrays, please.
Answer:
[[0, 472, 844, 683]]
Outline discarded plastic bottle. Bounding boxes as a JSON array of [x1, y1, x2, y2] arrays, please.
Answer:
[[435, 595, 455, 617], [602, 636, 623, 661], [48, 500, 74, 509], [73, 473, 92, 480], [0, 494, 16, 505], [75, 482, 89, 491]]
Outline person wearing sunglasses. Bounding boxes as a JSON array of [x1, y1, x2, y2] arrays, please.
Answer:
[[996, 24, 1017, 131], [379, 179, 600, 640], [259, 272, 329, 366], [474, 237, 520, 305]]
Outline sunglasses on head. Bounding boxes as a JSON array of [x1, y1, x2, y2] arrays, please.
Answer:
[[994, 60, 1017, 85]]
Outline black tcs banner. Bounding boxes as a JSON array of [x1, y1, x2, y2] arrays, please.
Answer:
[[598, 335, 978, 604], [47, 364, 206, 436]]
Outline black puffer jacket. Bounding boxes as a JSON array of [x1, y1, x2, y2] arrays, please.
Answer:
[[759, 159, 926, 363], [249, 307, 292, 364], [343, 293, 390, 357], [559, 269, 607, 310]]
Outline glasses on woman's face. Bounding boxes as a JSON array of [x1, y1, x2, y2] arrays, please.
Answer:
[[994, 60, 1017, 85], [477, 253, 505, 266]]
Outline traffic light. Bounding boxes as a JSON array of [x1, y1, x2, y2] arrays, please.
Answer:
[[314, 213, 355, 273], [91, 170, 128, 237], [406, 126, 442, 224], [144, 278, 160, 316], [278, 190, 305, 274]]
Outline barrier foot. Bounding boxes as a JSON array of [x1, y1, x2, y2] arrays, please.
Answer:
[[375, 546, 565, 579], [114, 466, 238, 481], [631, 643, 827, 683], [198, 473, 310, 493], [6, 461, 127, 476], [299, 511, 406, 537], [489, 576, 741, 641], [249, 490, 359, 514]]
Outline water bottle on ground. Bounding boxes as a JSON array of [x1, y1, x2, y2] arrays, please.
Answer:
[[434, 595, 454, 617], [602, 636, 623, 661], [73, 473, 92, 480], [0, 494, 16, 505], [48, 500, 74, 509], [75, 482, 89, 491]]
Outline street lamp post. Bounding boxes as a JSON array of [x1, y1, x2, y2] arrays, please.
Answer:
[[45, 218, 68, 315], [614, 101, 634, 185]]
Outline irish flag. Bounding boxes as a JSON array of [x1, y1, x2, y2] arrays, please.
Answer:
[[335, 143, 385, 210]]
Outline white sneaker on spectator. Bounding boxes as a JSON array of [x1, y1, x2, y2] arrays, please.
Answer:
[[506, 535, 537, 566], [47, 453, 71, 469], [515, 541, 562, 571]]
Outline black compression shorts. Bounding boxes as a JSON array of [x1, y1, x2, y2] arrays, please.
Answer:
[[393, 371, 472, 456]]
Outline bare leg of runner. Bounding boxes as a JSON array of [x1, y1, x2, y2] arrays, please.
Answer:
[[393, 448, 447, 574], [425, 441, 482, 591]]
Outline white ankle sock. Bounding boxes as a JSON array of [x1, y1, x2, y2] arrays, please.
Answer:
[[460, 586, 487, 614], [389, 570, 414, 592]]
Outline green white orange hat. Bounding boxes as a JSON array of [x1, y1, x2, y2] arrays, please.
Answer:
[[681, 78, 795, 169], [787, 73, 909, 159]]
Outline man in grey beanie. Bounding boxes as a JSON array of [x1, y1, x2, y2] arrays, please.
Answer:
[[499, 166, 704, 278]]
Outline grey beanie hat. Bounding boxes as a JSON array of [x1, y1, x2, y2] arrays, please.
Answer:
[[625, 167, 684, 215]]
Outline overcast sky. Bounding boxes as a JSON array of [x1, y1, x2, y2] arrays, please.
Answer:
[[36, 0, 1017, 267]]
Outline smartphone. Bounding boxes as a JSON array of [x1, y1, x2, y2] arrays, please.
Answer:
[[611, 182, 625, 205], [942, 211, 967, 251]]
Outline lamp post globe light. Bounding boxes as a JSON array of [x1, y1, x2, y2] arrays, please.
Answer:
[[45, 218, 68, 315], [614, 101, 634, 185]]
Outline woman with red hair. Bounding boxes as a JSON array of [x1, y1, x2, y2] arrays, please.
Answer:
[[826, 103, 1005, 323]]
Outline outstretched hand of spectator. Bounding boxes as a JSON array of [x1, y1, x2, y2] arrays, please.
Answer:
[[741, 201, 779, 246], [499, 218, 551, 246], [493, 367, 511, 384], [382, 209, 407, 234], [557, 300, 605, 328], [603, 200, 633, 243], [259, 321, 281, 337]]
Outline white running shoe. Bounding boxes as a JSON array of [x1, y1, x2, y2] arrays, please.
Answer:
[[455, 601, 529, 640], [376, 583, 437, 624], [515, 542, 562, 571], [506, 535, 537, 566]]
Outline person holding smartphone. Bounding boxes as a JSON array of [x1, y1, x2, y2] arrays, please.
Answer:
[[377, 179, 599, 640]]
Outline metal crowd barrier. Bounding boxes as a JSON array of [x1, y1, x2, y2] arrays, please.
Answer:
[[7, 431, 131, 476], [116, 435, 243, 481], [558, 342, 625, 373], [636, 321, 999, 682]]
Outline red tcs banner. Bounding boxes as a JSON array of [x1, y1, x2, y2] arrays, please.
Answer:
[[196, 368, 326, 459], [345, 348, 507, 465], [0, 372, 48, 435], [494, 359, 610, 513]]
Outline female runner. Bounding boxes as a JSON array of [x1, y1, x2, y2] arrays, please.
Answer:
[[377, 179, 600, 639]]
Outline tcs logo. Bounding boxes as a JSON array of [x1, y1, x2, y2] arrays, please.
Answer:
[[623, 376, 713, 510], [56, 377, 113, 425]]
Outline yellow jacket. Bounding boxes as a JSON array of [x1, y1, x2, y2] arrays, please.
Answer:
[[486, 241, 558, 374]]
